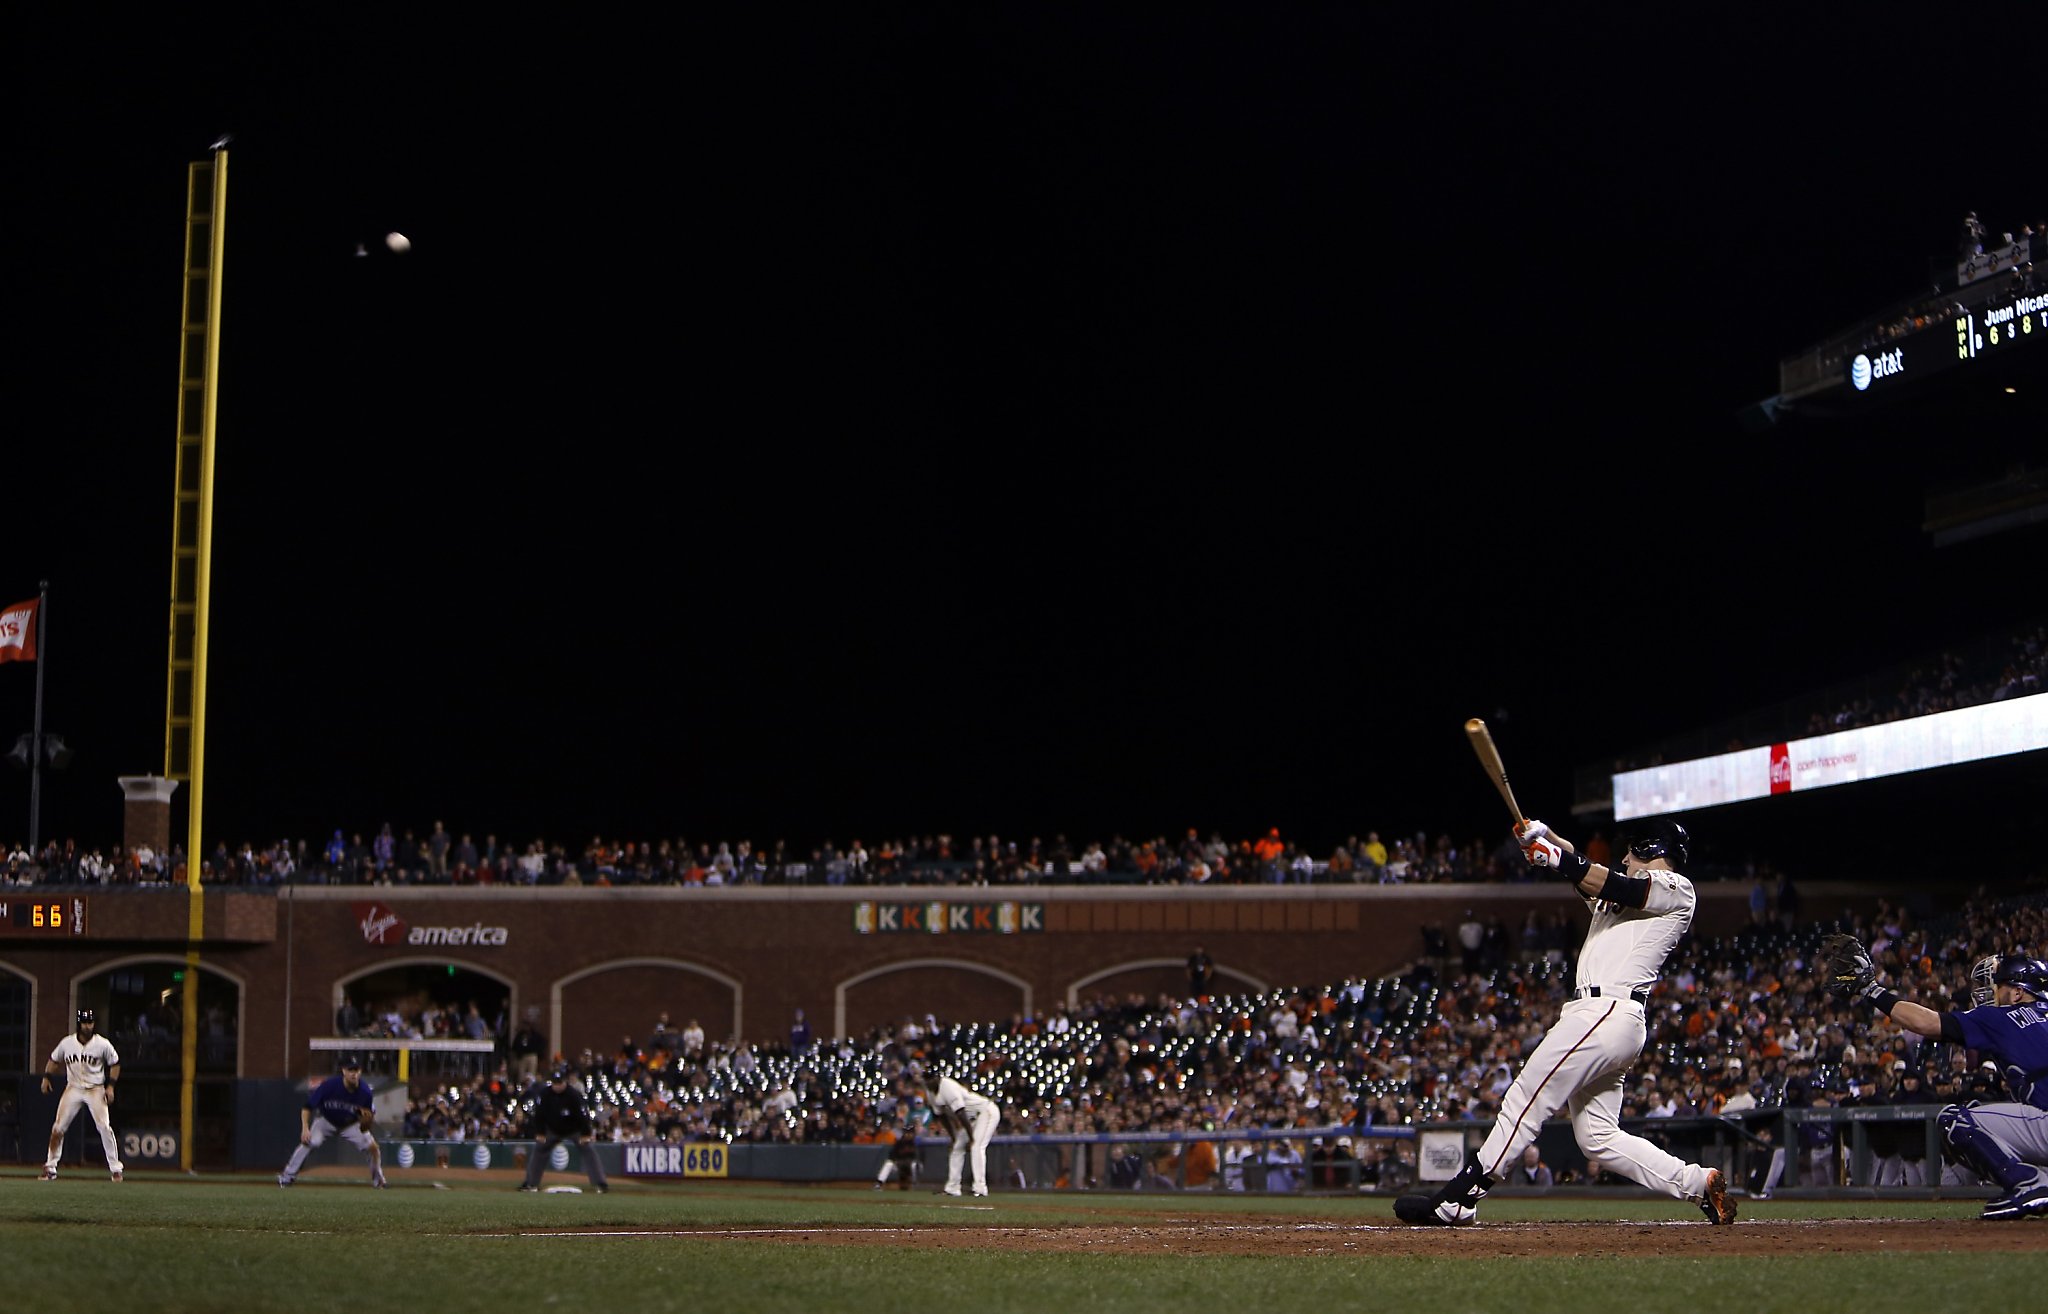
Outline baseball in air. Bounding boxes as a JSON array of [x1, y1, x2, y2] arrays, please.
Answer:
[[385, 232, 412, 254]]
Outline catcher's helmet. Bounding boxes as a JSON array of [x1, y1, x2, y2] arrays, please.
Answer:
[[75, 1007, 96, 1029], [1992, 955, 2048, 1000], [1625, 820, 1689, 870]]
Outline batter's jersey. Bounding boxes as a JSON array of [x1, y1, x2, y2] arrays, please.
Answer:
[[306, 1074, 376, 1127], [1955, 999, 2048, 1110], [1574, 869, 1696, 996], [930, 1075, 997, 1119], [48, 1034, 120, 1087]]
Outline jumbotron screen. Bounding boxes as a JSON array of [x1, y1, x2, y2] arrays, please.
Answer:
[[1612, 694, 2048, 821]]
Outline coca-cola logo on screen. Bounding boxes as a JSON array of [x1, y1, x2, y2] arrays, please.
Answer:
[[1769, 743, 1791, 795]]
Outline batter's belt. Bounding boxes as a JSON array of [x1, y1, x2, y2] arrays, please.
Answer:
[[1574, 985, 1649, 1005]]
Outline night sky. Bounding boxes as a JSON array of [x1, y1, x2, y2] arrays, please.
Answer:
[[8, 12, 2043, 873]]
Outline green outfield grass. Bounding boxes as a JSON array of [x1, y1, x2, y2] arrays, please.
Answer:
[[2, 1174, 2039, 1314]]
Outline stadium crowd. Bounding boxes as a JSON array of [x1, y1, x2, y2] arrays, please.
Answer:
[[9, 626, 2035, 893], [361, 884, 2041, 1192]]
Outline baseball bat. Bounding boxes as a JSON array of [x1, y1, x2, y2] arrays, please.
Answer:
[[1464, 718, 1526, 828]]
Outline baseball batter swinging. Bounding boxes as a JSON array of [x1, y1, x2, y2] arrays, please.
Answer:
[[40, 1007, 124, 1182], [1396, 818, 1737, 1226]]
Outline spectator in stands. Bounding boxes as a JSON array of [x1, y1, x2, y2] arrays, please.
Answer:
[[1457, 910, 1484, 974], [1262, 1137, 1304, 1193], [1508, 1145, 1553, 1191], [1776, 871, 1803, 930], [510, 1013, 546, 1085]]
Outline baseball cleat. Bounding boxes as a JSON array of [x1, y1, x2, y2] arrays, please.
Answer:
[[110, 1171, 124, 1183], [971, 1187, 989, 1197], [1980, 1182, 2048, 1221], [38, 1170, 58, 1182], [1394, 1192, 1475, 1226], [277, 1175, 292, 1187], [1698, 1168, 1737, 1225], [936, 1186, 962, 1196], [517, 1184, 539, 1192]]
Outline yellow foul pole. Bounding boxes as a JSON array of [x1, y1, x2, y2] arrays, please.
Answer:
[[166, 149, 227, 1172]]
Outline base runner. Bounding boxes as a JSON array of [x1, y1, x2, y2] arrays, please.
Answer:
[[40, 1008, 124, 1182], [1395, 819, 1736, 1226]]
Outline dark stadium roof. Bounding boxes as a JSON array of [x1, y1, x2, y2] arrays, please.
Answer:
[[7, 11, 2043, 861]]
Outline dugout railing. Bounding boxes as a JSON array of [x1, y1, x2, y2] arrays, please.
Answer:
[[251, 1108, 2001, 1200], [1419, 1106, 1999, 1201]]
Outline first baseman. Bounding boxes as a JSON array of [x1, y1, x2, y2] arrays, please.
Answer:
[[1396, 819, 1736, 1226], [41, 1007, 124, 1182], [277, 1053, 387, 1188], [1821, 938, 2048, 1220]]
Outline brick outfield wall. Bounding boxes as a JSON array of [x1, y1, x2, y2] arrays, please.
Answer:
[[0, 882, 1905, 1080]]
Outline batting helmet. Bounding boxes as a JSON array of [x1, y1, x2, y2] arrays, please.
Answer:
[[75, 1007, 96, 1029], [1626, 821, 1689, 870]]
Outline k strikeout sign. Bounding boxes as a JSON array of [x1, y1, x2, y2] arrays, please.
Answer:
[[853, 901, 1045, 934], [0, 599, 37, 663]]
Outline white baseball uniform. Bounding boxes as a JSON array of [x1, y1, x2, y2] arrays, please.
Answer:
[[46, 1033, 124, 1176], [1471, 869, 1714, 1203], [930, 1074, 999, 1196]]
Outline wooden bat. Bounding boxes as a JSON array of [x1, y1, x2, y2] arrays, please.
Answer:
[[1464, 718, 1526, 828]]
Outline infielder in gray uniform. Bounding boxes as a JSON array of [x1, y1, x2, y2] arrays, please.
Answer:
[[1396, 818, 1736, 1226]]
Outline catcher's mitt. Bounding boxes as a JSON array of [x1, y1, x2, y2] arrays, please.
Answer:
[[1816, 932, 1876, 999]]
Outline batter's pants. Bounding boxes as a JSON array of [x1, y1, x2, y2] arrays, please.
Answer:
[[1473, 997, 1710, 1202]]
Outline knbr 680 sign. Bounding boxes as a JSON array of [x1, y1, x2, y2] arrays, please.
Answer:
[[621, 1142, 728, 1178]]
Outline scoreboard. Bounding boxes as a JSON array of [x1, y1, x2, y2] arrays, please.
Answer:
[[1849, 289, 2045, 397], [0, 896, 86, 935]]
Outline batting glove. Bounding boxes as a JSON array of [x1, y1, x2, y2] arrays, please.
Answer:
[[1514, 819, 1551, 845], [1524, 835, 1563, 868]]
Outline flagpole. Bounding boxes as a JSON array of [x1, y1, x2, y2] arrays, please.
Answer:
[[28, 579, 47, 855]]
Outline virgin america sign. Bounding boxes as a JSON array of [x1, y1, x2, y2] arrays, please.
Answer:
[[351, 902, 509, 947]]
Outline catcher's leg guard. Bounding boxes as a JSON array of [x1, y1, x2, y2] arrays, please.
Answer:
[[1937, 1104, 2032, 1194]]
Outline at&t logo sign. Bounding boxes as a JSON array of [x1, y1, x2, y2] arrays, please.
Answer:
[[1850, 347, 1903, 391]]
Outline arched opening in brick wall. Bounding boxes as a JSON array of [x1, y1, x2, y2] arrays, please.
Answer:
[[1067, 958, 1269, 1011], [835, 959, 1031, 1041], [551, 959, 741, 1067]]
